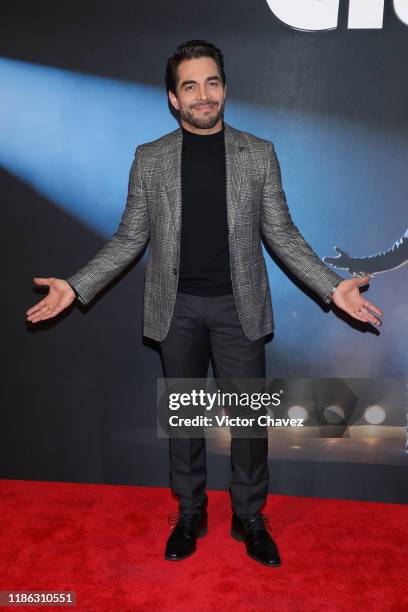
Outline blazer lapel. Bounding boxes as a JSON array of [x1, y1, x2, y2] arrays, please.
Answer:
[[163, 121, 247, 239]]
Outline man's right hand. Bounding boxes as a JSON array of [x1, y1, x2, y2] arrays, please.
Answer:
[[26, 278, 77, 323]]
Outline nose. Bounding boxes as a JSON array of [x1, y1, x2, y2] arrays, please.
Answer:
[[196, 83, 207, 100], [197, 82, 217, 104]]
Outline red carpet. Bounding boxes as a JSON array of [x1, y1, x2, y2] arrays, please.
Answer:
[[0, 479, 406, 611]]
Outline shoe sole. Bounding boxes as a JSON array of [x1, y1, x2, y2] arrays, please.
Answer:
[[231, 527, 281, 567], [164, 525, 208, 561]]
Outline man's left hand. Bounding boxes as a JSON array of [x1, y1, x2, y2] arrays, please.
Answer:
[[331, 275, 383, 327]]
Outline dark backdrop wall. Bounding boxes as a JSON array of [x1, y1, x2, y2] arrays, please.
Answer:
[[1, 1, 407, 502]]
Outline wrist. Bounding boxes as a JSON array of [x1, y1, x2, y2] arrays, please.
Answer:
[[327, 279, 342, 302], [66, 281, 79, 299]]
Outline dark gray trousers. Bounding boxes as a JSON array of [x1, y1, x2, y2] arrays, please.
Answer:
[[159, 291, 268, 519]]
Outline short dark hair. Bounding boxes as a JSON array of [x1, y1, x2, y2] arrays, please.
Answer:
[[165, 39, 226, 96]]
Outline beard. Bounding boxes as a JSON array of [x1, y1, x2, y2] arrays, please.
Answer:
[[179, 100, 225, 130]]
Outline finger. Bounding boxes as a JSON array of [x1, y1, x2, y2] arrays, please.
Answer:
[[354, 274, 370, 284], [33, 277, 52, 286], [363, 301, 383, 318], [365, 313, 382, 326], [27, 312, 46, 323], [26, 299, 49, 316], [41, 305, 63, 320], [352, 307, 382, 326], [27, 307, 54, 323], [26, 303, 53, 320], [353, 312, 380, 326], [354, 303, 382, 323], [41, 311, 59, 321]]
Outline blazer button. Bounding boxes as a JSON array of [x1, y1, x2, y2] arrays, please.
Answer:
[[173, 268, 177, 275]]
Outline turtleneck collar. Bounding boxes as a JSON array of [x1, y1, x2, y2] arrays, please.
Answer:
[[181, 120, 224, 141]]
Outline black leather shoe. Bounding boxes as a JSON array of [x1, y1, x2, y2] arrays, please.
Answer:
[[231, 513, 281, 567], [165, 508, 208, 561]]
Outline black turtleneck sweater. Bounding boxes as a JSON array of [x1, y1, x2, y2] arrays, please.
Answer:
[[177, 122, 233, 296]]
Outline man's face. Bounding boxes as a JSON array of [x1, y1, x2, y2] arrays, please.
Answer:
[[168, 56, 226, 131]]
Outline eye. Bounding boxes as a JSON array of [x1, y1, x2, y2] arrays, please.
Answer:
[[209, 81, 219, 87]]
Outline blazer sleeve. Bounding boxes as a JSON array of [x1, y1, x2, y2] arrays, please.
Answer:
[[260, 142, 344, 304], [66, 145, 150, 305]]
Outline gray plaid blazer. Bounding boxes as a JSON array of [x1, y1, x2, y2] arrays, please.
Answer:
[[67, 122, 343, 341]]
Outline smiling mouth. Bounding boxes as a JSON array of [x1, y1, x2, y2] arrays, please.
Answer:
[[194, 104, 216, 110]]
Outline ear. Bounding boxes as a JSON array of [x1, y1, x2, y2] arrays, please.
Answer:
[[168, 90, 179, 111]]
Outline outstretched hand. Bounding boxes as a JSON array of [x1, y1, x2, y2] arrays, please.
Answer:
[[26, 277, 76, 323], [331, 275, 383, 327]]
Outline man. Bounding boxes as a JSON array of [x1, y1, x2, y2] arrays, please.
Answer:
[[26, 40, 383, 567]]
